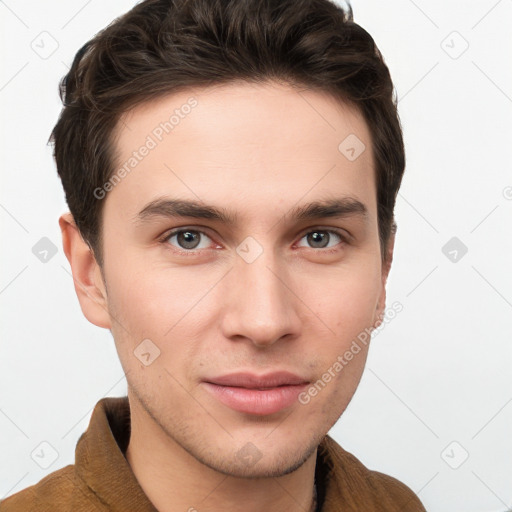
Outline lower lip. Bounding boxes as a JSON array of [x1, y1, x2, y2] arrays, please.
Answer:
[[202, 382, 308, 415]]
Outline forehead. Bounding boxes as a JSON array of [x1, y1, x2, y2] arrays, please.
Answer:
[[107, 81, 376, 225]]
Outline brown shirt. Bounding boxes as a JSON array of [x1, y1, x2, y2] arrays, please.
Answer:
[[1, 396, 426, 511]]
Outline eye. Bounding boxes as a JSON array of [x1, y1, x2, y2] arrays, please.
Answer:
[[296, 229, 347, 251], [163, 228, 214, 252], [159, 227, 349, 255]]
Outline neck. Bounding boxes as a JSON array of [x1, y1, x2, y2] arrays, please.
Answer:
[[125, 393, 318, 512]]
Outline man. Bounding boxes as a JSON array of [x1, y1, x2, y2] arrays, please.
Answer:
[[1, 0, 426, 510]]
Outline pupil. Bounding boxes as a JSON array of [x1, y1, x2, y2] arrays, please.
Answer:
[[309, 231, 328, 248], [178, 231, 199, 249]]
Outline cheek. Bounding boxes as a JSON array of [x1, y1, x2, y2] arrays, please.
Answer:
[[103, 258, 221, 372], [105, 251, 206, 327], [309, 264, 382, 339]]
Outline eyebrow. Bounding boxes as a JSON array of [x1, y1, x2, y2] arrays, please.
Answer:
[[135, 196, 369, 226]]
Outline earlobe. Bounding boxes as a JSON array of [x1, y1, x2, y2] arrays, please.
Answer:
[[59, 212, 112, 329]]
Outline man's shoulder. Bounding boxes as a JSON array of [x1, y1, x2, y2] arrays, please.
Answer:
[[319, 435, 426, 511], [0, 464, 97, 512], [358, 466, 426, 509]]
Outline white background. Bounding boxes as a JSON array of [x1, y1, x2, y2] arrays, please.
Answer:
[[1, 1, 511, 511]]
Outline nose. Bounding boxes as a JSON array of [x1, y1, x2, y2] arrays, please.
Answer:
[[220, 248, 302, 348]]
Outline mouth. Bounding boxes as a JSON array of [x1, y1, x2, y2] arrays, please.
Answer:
[[202, 371, 310, 415]]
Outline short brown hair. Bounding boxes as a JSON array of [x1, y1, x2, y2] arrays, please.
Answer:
[[50, 0, 405, 267]]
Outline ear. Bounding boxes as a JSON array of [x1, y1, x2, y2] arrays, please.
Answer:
[[373, 229, 396, 329], [59, 212, 112, 329]]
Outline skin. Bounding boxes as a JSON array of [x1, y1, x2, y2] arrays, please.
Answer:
[[60, 80, 394, 512]]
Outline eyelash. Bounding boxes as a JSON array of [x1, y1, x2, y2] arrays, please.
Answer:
[[157, 227, 350, 256]]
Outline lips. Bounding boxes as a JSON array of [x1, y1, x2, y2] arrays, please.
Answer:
[[202, 371, 309, 415]]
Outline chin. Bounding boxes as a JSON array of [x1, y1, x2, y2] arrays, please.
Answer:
[[189, 430, 322, 479]]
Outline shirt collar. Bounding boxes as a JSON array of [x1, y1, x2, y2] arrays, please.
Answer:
[[75, 396, 158, 511]]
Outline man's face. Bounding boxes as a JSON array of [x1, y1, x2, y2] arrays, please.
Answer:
[[95, 81, 389, 477]]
